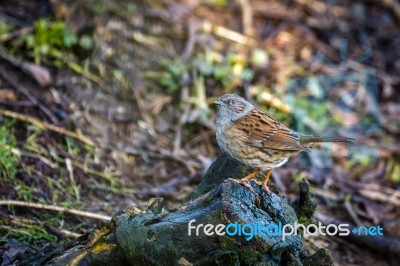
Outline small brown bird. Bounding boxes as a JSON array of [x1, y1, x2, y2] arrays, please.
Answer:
[[214, 93, 353, 192]]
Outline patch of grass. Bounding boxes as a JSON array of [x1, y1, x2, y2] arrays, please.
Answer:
[[0, 119, 19, 181], [0, 217, 58, 245], [0, 118, 112, 246], [15, 180, 37, 201]]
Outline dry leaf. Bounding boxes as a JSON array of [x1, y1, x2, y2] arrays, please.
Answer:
[[0, 89, 17, 102], [21, 62, 52, 87]]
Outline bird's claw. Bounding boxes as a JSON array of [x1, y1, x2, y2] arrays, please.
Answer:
[[262, 184, 271, 194], [253, 180, 262, 186], [228, 178, 256, 193]]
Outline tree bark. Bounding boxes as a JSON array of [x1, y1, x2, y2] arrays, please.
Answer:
[[20, 154, 332, 266]]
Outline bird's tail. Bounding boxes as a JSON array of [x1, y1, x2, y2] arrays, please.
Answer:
[[300, 136, 355, 145]]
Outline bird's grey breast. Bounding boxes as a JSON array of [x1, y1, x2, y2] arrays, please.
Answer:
[[216, 117, 230, 153]]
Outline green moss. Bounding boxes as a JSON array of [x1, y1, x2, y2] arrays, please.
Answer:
[[219, 234, 237, 250], [214, 251, 240, 265], [302, 248, 333, 266], [238, 248, 259, 265]]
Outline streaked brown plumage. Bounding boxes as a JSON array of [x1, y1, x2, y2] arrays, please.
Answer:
[[214, 94, 353, 192]]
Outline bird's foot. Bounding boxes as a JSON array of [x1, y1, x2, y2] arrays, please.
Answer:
[[261, 169, 272, 194], [253, 180, 262, 186], [228, 178, 255, 192], [262, 183, 271, 194]]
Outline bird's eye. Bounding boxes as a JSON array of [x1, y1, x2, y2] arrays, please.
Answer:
[[229, 99, 237, 105]]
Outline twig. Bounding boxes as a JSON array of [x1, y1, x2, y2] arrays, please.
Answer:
[[67, 62, 101, 84], [0, 109, 95, 147], [345, 181, 400, 207], [66, 158, 80, 202], [60, 229, 82, 238], [239, 0, 254, 36], [180, 17, 198, 61], [365, 184, 400, 198], [0, 200, 111, 221], [358, 189, 400, 207], [201, 20, 257, 47], [251, 2, 301, 22], [3, 145, 58, 168], [310, 187, 339, 201], [344, 200, 362, 226], [173, 87, 191, 157], [0, 27, 33, 42], [132, 82, 156, 137]]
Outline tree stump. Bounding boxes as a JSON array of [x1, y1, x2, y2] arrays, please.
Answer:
[[20, 154, 333, 266]]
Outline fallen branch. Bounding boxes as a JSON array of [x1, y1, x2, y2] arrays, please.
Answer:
[[0, 200, 111, 221], [0, 109, 95, 147], [18, 154, 332, 265]]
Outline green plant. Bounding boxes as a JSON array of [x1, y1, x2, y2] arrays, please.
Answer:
[[0, 19, 93, 68], [0, 21, 14, 37], [158, 60, 189, 93], [22, 19, 93, 67], [194, 51, 254, 89], [0, 119, 19, 180], [0, 218, 58, 244], [155, 50, 255, 94]]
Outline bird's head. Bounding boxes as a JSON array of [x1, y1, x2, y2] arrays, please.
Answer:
[[214, 94, 254, 124]]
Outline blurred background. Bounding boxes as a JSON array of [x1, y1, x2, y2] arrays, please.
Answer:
[[0, 0, 399, 265]]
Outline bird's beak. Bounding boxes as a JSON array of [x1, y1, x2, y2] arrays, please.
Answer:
[[214, 100, 223, 106]]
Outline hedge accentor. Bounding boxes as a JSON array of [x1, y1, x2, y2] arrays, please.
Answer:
[[214, 93, 353, 192]]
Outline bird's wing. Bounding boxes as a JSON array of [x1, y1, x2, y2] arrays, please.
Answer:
[[235, 109, 305, 151]]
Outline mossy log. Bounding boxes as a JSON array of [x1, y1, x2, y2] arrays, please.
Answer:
[[20, 154, 332, 266]]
